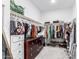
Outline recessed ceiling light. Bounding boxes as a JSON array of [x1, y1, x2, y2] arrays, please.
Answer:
[[51, 0, 56, 3]]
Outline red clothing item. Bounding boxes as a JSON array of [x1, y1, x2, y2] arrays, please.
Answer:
[[31, 25, 37, 38]]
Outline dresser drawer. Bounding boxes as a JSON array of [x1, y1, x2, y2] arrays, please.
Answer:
[[28, 41, 35, 47], [30, 50, 38, 58], [13, 54, 24, 59], [29, 52, 36, 59], [11, 35, 24, 43], [12, 49, 24, 59], [11, 41, 24, 59], [17, 50, 24, 59], [11, 41, 24, 49]]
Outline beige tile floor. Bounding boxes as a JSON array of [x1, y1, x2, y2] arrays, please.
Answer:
[[35, 46, 69, 59]]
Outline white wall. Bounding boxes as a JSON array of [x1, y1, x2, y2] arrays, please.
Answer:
[[72, 3, 76, 19], [41, 7, 74, 24], [15, 0, 41, 22], [2, 0, 41, 46]]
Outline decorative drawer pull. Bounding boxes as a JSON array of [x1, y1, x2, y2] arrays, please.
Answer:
[[31, 48, 32, 50], [19, 51, 21, 53], [19, 37, 21, 39], [32, 42, 34, 45], [31, 54, 32, 56], [37, 45, 38, 46], [37, 49, 39, 51], [19, 43, 21, 45], [36, 40, 37, 42]]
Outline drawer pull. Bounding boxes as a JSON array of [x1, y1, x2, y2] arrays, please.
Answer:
[[19, 51, 21, 53], [32, 42, 34, 45], [31, 54, 32, 56], [37, 49, 39, 51], [19, 43, 21, 45], [36, 40, 37, 43], [31, 48, 32, 50], [19, 37, 21, 39]]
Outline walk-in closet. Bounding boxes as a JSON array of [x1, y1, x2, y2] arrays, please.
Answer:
[[2, 0, 76, 59]]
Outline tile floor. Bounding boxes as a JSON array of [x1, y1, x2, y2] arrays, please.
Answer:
[[35, 46, 69, 59]]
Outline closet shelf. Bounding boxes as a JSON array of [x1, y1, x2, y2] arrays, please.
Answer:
[[10, 11, 42, 25]]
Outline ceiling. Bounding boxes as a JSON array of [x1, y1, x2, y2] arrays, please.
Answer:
[[30, 0, 75, 12]]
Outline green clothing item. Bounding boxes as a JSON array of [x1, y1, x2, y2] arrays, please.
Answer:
[[49, 26, 51, 39], [10, 0, 24, 15]]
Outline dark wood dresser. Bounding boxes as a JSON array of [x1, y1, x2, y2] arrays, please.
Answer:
[[24, 36, 44, 59]]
